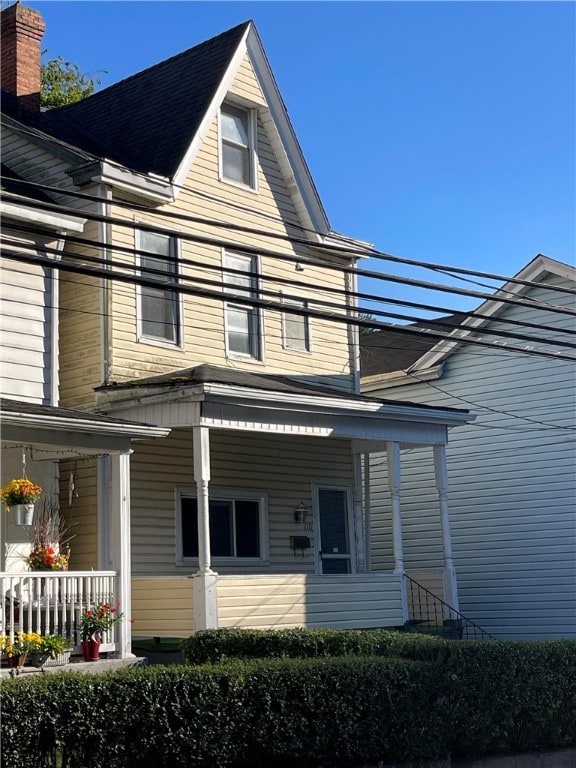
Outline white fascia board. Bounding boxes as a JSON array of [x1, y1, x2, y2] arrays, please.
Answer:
[[1, 410, 170, 439], [361, 364, 445, 392], [172, 26, 251, 193], [0, 200, 86, 233], [247, 25, 329, 235], [408, 255, 576, 373], [201, 383, 472, 426], [84, 160, 174, 203]]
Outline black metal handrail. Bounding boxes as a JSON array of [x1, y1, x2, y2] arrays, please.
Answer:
[[405, 573, 495, 641]]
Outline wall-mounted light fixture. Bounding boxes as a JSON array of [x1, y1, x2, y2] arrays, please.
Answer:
[[293, 502, 308, 524]]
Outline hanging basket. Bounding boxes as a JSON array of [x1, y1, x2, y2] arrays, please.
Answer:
[[13, 504, 34, 526]]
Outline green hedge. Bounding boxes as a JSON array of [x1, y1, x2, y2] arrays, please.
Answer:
[[2, 638, 576, 767], [181, 626, 449, 664], [0, 656, 448, 768]]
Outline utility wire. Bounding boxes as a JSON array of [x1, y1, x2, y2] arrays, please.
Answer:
[[3, 244, 576, 363], [4, 193, 576, 320], [4, 176, 575, 300], [4, 232, 575, 353], [6, 218, 575, 341]]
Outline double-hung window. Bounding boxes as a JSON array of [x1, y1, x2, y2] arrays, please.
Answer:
[[220, 103, 256, 188], [282, 298, 311, 352], [180, 493, 265, 561], [223, 251, 261, 359], [138, 230, 180, 344]]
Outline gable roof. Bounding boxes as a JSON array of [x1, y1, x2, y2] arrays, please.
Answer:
[[360, 313, 468, 377], [41, 22, 249, 178], [361, 255, 576, 381], [5, 20, 336, 236]]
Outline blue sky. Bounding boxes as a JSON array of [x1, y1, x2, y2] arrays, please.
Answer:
[[35, 1, 575, 316]]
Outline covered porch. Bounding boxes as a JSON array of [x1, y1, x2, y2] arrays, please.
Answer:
[[95, 365, 472, 636], [0, 398, 169, 658]]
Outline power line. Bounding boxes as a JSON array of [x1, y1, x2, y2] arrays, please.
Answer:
[[5, 230, 576, 354], [4, 175, 576, 300], [3, 244, 576, 363], [4, 192, 576, 321]]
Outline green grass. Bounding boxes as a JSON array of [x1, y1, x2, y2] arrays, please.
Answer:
[[131, 637, 183, 653]]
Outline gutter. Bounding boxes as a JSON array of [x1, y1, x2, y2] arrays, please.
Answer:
[[1, 409, 170, 439]]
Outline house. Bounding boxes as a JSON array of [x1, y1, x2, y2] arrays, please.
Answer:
[[361, 255, 576, 639], [1, 3, 473, 652]]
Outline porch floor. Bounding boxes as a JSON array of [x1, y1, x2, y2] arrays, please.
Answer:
[[0, 655, 148, 678]]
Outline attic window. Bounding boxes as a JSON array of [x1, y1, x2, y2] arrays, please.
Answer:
[[220, 103, 256, 189]]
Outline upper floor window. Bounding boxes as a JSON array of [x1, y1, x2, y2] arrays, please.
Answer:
[[223, 251, 262, 360], [282, 299, 311, 353], [220, 103, 257, 188], [138, 230, 180, 345]]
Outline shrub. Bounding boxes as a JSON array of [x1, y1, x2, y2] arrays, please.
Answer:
[[181, 626, 448, 665]]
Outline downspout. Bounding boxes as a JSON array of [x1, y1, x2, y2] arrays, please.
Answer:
[[345, 262, 361, 394], [98, 184, 113, 385], [50, 235, 65, 407]]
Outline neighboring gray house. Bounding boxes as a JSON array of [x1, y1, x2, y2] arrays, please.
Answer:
[[361, 255, 576, 639]]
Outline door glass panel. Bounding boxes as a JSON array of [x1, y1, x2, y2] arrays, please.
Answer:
[[318, 488, 349, 553], [322, 558, 351, 575]]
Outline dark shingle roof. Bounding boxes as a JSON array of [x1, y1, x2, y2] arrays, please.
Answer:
[[360, 313, 469, 377], [39, 22, 250, 177], [96, 363, 466, 415], [0, 397, 152, 427]]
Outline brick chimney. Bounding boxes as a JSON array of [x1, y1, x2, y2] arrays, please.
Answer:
[[1, 2, 46, 115]]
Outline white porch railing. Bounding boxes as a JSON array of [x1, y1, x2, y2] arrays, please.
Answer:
[[1, 571, 118, 652]]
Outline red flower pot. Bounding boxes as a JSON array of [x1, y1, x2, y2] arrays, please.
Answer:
[[81, 639, 101, 662]]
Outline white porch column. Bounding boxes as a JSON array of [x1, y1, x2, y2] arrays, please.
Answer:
[[353, 452, 366, 572], [192, 426, 218, 630], [363, 452, 371, 572], [110, 449, 133, 659], [386, 441, 408, 622], [433, 444, 459, 612]]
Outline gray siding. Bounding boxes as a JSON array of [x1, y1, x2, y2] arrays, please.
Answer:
[[366, 273, 576, 639], [0, 255, 54, 403]]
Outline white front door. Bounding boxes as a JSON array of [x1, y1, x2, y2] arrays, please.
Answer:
[[314, 485, 355, 574]]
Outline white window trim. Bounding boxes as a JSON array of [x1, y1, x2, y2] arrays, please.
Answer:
[[135, 226, 184, 349], [281, 293, 312, 354], [218, 101, 259, 192], [222, 249, 265, 363], [312, 481, 356, 575], [176, 486, 270, 566]]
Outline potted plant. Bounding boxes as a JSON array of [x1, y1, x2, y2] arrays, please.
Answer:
[[31, 634, 72, 668], [0, 631, 42, 670], [79, 602, 124, 661], [26, 545, 70, 571], [24, 500, 74, 573], [1, 478, 43, 525]]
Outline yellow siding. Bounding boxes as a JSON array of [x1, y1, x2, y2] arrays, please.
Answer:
[[58, 459, 99, 569], [58, 216, 103, 409], [107, 51, 354, 393], [218, 574, 404, 629], [132, 577, 194, 637], [130, 429, 354, 576]]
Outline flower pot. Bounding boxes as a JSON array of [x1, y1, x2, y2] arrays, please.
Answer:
[[8, 653, 28, 669], [13, 504, 34, 526], [43, 649, 72, 667], [81, 639, 101, 662]]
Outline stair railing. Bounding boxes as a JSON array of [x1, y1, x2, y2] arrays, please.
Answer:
[[405, 573, 494, 641]]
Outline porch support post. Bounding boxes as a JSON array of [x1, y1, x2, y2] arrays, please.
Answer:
[[192, 426, 218, 630], [110, 449, 134, 659], [433, 444, 459, 612], [363, 452, 371, 572], [386, 441, 408, 622], [353, 452, 365, 572]]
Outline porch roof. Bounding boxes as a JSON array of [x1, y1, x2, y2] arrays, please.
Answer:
[[94, 364, 472, 447], [0, 398, 170, 454]]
